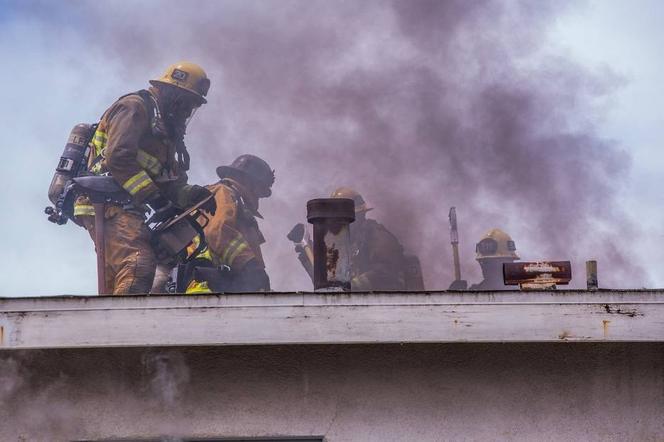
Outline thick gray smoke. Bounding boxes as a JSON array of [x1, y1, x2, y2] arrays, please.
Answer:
[[38, 0, 647, 288], [142, 351, 191, 441], [0, 353, 82, 441], [0, 351, 193, 441]]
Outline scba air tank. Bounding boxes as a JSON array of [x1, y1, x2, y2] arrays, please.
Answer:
[[47, 123, 94, 205]]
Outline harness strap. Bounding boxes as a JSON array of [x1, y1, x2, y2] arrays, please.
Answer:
[[87, 89, 191, 173], [88, 90, 155, 172]]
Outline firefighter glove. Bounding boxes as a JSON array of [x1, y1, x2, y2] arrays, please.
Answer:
[[187, 185, 217, 216], [146, 194, 180, 225]]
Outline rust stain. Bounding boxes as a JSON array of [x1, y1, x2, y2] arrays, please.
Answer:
[[0, 326, 3, 345], [602, 320, 610, 339], [326, 244, 339, 278]]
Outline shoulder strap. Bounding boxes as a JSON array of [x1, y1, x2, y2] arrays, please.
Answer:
[[137, 89, 190, 172], [88, 90, 154, 172], [134, 89, 156, 121], [111, 89, 158, 133]]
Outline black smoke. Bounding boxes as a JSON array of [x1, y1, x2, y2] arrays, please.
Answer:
[[37, 0, 646, 288]]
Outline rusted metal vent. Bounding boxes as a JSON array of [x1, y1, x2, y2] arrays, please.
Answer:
[[307, 198, 355, 291], [503, 261, 572, 290]]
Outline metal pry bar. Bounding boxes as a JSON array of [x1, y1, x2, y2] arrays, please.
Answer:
[[449, 207, 461, 281]]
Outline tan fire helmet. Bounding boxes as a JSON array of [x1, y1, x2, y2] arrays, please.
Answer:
[[149, 62, 210, 104], [475, 228, 519, 260], [330, 187, 373, 213]]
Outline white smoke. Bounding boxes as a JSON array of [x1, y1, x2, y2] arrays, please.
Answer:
[[0, 354, 82, 441], [143, 351, 191, 408]]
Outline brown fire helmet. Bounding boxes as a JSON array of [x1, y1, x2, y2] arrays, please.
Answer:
[[216, 154, 275, 197]]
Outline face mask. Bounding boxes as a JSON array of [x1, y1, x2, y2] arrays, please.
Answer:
[[151, 88, 199, 171], [184, 106, 199, 129], [158, 86, 202, 128]]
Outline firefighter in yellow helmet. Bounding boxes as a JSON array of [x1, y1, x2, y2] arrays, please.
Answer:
[[467, 228, 519, 290], [328, 187, 423, 291], [180, 154, 275, 293], [75, 62, 216, 294]]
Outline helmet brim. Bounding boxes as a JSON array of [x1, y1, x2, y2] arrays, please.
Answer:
[[216, 165, 241, 180], [149, 79, 207, 104], [217, 166, 272, 197]]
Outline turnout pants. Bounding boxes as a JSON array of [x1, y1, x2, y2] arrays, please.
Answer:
[[81, 207, 156, 294]]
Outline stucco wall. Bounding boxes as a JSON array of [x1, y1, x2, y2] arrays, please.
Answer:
[[1, 343, 663, 441]]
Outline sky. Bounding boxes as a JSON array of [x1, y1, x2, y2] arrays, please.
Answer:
[[0, 0, 661, 296], [552, 0, 664, 286]]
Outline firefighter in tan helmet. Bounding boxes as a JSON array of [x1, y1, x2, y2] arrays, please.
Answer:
[[75, 62, 216, 294], [466, 228, 520, 290], [329, 187, 424, 291]]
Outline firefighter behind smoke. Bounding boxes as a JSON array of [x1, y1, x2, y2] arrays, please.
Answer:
[[179, 154, 274, 293], [297, 187, 424, 291], [74, 62, 216, 294], [449, 228, 520, 291]]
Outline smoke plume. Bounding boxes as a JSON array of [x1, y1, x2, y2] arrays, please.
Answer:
[[0, 353, 83, 441], [35, 0, 646, 288], [143, 351, 191, 409], [0, 350, 194, 441]]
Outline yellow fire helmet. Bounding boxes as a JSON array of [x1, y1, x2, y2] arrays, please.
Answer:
[[475, 228, 519, 260], [149, 62, 210, 104], [330, 187, 373, 213]]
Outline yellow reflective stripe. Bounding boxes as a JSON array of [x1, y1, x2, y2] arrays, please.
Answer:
[[122, 170, 153, 195], [227, 242, 249, 266], [93, 130, 108, 142], [186, 280, 212, 294], [197, 247, 213, 261], [91, 130, 107, 156], [89, 129, 108, 174], [136, 149, 163, 176], [221, 237, 242, 263], [186, 236, 201, 257], [186, 236, 213, 262], [73, 204, 95, 216], [221, 234, 250, 266]]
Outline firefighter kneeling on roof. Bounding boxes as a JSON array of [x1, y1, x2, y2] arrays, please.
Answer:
[[181, 154, 274, 293], [75, 62, 217, 294], [330, 188, 424, 291]]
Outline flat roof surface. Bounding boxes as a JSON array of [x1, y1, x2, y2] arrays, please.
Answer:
[[1, 290, 663, 349]]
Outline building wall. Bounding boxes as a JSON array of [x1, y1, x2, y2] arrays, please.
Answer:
[[1, 343, 663, 441]]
